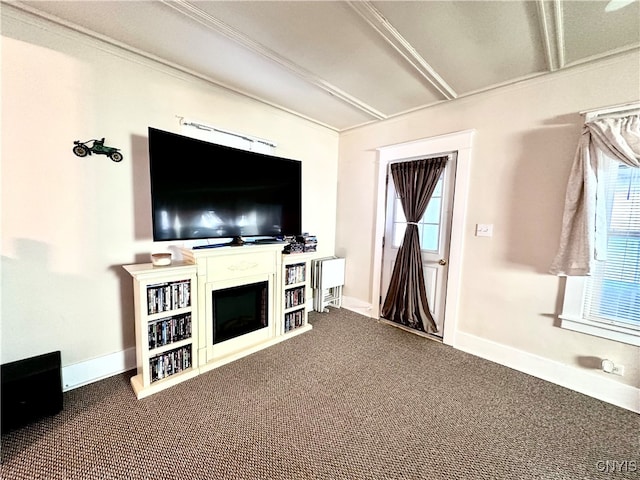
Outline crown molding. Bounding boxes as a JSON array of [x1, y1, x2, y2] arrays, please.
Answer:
[[347, 1, 457, 101], [162, 0, 387, 121]]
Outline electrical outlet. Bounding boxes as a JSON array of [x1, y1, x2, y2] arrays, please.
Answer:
[[612, 364, 625, 376], [602, 359, 614, 372], [602, 359, 625, 376]]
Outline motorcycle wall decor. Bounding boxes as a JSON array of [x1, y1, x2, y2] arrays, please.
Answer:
[[72, 138, 123, 162]]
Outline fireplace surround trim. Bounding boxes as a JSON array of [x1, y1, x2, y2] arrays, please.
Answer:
[[181, 244, 313, 375]]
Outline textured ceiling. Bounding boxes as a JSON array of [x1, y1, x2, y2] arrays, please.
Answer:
[[9, 0, 640, 131]]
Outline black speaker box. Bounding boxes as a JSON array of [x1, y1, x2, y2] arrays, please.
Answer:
[[1, 351, 63, 433]]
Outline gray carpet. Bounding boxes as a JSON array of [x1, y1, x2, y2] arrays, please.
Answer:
[[1, 308, 638, 479]]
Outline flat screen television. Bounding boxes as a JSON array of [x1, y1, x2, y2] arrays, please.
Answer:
[[148, 127, 302, 243]]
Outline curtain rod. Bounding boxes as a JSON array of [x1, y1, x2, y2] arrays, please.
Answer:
[[176, 116, 277, 148], [580, 101, 640, 118]]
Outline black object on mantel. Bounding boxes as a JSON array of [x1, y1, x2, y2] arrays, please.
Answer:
[[1, 351, 63, 433]]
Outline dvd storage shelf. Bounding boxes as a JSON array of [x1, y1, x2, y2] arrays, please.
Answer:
[[146, 280, 191, 314], [285, 262, 306, 286], [123, 262, 199, 399], [148, 312, 192, 350], [149, 344, 192, 383], [284, 286, 305, 309], [281, 254, 315, 335]]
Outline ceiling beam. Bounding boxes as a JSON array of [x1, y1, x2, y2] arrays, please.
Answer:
[[536, 0, 565, 71], [553, 0, 566, 68], [162, 0, 387, 121], [347, 1, 457, 101]]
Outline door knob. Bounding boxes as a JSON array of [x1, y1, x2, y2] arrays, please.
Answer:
[[439, 259, 447, 266]]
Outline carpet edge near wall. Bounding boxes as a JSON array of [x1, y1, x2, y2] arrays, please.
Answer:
[[60, 309, 639, 413]]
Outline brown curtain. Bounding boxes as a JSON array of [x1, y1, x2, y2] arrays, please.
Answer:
[[381, 156, 448, 333]]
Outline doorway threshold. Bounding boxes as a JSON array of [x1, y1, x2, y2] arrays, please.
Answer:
[[378, 318, 443, 343]]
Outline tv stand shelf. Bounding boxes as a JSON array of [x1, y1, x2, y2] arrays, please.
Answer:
[[282, 253, 315, 335], [124, 245, 319, 399], [123, 262, 199, 399]]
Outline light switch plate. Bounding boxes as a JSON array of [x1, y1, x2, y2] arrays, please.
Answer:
[[476, 224, 493, 237]]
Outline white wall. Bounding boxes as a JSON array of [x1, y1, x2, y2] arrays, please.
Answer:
[[1, 7, 339, 369], [336, 52, 640, 397], [2, 4, 638, 410]]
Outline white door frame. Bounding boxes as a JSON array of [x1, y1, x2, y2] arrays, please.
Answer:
[[371, 130, 475, 346]]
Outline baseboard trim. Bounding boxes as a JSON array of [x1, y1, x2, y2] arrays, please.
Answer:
[[62, 348, 136, 392], [454, 331, 640, 413], [62, 328, 639, 414], [341, 296, 374, 317]]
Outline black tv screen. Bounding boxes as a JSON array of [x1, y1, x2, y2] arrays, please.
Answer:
[[148, 127, 301, 242]]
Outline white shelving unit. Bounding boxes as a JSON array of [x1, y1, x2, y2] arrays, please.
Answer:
[[282, 253, 315, 336], [123, 262, 199, 399], [123, 247, 321, 399]]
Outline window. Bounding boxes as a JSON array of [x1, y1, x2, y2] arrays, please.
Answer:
[[391, 173, 444, 252], [560, 161, 640, 346]]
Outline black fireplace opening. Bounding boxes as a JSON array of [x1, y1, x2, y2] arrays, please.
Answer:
[[212, 281, 268, 344]]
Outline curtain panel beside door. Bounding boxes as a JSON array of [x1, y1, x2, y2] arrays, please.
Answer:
[[381, 156, 448, 333]]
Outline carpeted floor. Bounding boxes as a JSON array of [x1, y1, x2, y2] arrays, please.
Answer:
[[1, 308, 638, 479]]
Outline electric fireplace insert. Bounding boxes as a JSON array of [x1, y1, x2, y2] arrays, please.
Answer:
[[212, 281, 268, 344]]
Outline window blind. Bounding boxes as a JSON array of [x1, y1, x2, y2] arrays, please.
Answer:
[[584, 163, 640, 329]]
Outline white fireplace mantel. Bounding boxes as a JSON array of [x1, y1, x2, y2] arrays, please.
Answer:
[[181, 244, 313, 374], [124, 244, 316, 399]]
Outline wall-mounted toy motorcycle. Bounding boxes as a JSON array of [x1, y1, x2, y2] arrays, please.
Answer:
[[72, 138, 123, 162]]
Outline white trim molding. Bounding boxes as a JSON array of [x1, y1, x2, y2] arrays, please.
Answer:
[[341, 295, 374, 317], [163, 0, 387, 122], [454, 331, 640, 413], [560, 316, 640, 347], [62, 331, 639, 413], [347, 1, 457, 100], [560, 276, 640, 346]]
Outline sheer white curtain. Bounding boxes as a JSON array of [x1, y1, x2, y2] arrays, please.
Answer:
[[550, 113, 640, 276]]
